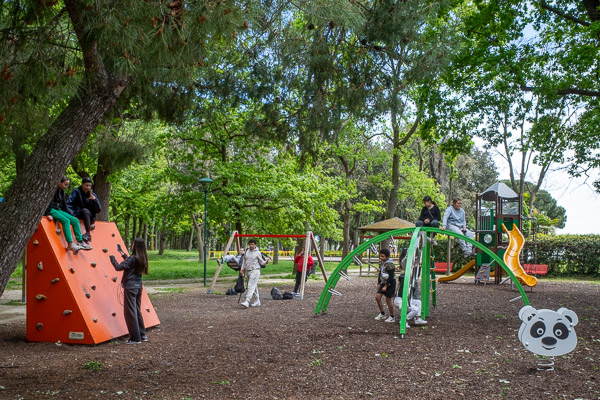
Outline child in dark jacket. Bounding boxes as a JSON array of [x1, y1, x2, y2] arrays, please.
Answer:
[[110, 238, 149, 344], [374, 248, 396, 323]]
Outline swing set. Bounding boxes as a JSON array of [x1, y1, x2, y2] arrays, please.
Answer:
[[207, 231, 328, 299]]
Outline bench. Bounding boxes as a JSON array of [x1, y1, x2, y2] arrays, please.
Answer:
[[522, 264, 549, 276], [434, 262, 453, 274]]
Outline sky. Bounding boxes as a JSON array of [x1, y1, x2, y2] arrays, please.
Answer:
[[490, 153, 600, 235]]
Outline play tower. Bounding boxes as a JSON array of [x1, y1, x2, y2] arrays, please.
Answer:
[[475, 182, 522, 284]]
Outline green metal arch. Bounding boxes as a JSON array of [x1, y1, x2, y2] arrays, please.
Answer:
[[314, 227, 530, 329]]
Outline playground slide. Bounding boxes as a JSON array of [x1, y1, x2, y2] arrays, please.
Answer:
[[502, 224, 538, 287], [437, 260, 476, 282]]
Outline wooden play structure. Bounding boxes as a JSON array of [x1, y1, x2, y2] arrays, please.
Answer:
[[208, 231, 328, 299], [25, 219, 160, 345]]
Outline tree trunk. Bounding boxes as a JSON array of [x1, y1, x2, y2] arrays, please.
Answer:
[[273, 240, 279, 265], [187, 225, 195, 252], [131, 214, 137, 245], [124, 213, 131, 250], [143, 222, 148, 247], [0, 81, 126, 297], [158, 216, 168, 256], [94, 156, 111, 221], [342, 198, 352, 258], [191, 213, 204, 263]]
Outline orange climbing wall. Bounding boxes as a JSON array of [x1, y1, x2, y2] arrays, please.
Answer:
[[25, 218, 160, 344]]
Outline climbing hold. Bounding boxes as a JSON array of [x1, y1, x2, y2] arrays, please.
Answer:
[[55, 228, 61, 235], [146, 308, 150, 312], [93, 318, 98, 323], [69, 267, 75, 273], [50, 278, 60, 284], [90, 262, 97, 267], [111, 233, 115, 237], [112, 276, 118, 282], [102, 248, 108, 253], [63, 310, 72, 316], [33, 240, 39, 245], [85, 293, 91, 299], [37, 262, 43, 271], [36, 323, 43, 331], [91, 285, 96, 290], [112, 312, 117, 316], [35, 294, 47, 301]]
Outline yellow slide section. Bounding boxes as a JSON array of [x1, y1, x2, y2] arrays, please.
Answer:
[[502, 223, 538, 287], [438, 260, 476, 282]]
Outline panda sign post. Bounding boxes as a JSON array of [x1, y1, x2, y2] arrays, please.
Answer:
[[518, 306, 579, 371]]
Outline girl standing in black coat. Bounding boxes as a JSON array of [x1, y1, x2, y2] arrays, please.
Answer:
[[110, 238, 149, 344]]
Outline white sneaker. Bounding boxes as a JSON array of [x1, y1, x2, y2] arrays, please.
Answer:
[[414, 317, 428, 325], [241, 300, 250, 308], [384, 316, 395, 323], [405, 322, 410, 328], [250, 300, 261, 307], [374, 313, 386, 320]]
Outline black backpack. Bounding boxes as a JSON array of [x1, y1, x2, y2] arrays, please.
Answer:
[[271, 287, 283, 300], [234, 275, 245, 293], [282, 292, 294, 300]]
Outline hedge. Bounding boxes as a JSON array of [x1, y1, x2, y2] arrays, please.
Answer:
[[522, 234, 600, 277]]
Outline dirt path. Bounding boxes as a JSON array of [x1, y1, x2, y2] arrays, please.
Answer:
[[1, 277, 599, 399]]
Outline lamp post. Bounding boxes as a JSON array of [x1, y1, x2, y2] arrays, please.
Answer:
[[199, 177, 213, 286]]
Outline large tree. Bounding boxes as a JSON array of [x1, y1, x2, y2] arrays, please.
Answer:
[[0, 0, 247, 296]]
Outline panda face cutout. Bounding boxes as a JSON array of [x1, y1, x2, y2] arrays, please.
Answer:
[[518, 306, 579, 357]]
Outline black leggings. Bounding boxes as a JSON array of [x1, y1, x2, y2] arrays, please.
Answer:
[[293, 270, 309, 293]]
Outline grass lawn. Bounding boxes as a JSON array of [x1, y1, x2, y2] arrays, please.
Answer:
[[146, 250, 341, 281]]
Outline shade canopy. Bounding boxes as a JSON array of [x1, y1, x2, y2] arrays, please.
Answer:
[[358, 217, 415, 232], [480, 182, 519, 201]]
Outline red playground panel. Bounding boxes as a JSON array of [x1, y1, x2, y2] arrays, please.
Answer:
[[26, 219, 160, 345]]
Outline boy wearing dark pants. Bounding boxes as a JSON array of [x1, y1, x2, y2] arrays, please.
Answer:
[[374, 248, 396, 323]]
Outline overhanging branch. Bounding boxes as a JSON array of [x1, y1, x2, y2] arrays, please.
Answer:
[[540, 1, 591, 26], [520, 85, 600, 97]]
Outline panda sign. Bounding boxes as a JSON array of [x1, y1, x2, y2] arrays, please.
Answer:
[[518, 306, 579, 357]]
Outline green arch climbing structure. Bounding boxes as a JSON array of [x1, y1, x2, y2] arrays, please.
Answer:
[[314, 227, 531, 336]]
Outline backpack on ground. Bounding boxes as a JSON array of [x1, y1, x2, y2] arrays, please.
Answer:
[[282, 292, 294, 300], [271, 287, 283, 300]]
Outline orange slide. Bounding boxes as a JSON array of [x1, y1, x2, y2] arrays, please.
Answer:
[[502, 223, 538, 287], [437, 260, 476, 282]]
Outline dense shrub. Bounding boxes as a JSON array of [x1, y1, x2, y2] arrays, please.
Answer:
[[523, 235, 600, 277], [431, 235, 600, 277]]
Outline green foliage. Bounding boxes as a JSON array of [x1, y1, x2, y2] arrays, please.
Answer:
[[524, 235, 600, 276], [83, 361, 105, 371]]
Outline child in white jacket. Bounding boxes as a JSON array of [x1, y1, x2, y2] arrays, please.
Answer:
[[393, 296, 428, 328]]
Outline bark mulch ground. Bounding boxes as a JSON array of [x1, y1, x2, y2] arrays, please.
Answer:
[[0, 276, 599, 399]]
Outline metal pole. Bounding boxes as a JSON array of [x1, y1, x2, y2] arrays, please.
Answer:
[[203, 189, 208, 286]]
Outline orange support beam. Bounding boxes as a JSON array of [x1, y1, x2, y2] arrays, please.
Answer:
[[26, 218, 160, 345]]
